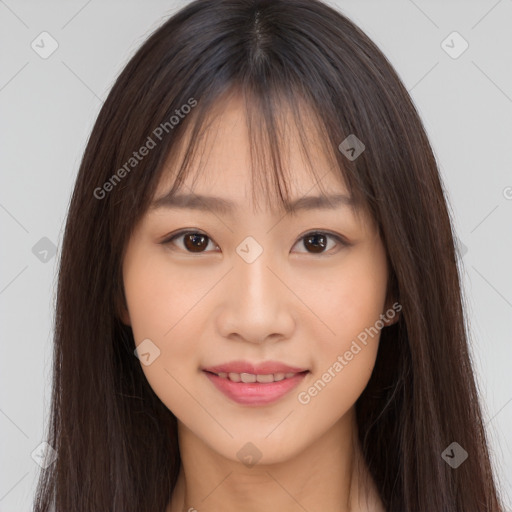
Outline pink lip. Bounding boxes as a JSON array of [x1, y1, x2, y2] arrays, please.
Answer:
[[202, 360, 308, 375], [204, 371, 308, 406]]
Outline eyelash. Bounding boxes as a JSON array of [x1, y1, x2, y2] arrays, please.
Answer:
[[161, 229, 350, 255]]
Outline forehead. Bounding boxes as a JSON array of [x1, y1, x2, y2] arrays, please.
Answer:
[[152, 90, 358, 217]]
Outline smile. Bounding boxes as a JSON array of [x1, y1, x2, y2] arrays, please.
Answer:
[[203, 370, 309, 406], [211, 371, 299, 383]]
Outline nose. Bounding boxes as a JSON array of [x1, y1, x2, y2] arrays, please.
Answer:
[[215, 247, 296, 345]]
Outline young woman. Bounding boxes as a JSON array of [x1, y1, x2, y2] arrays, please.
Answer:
[[33, 0, 505, 510]]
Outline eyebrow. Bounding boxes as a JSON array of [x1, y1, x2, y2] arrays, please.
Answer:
[[150, 192, 355, 215]]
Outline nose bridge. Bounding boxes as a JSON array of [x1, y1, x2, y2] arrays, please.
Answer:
[[217, 237, 294, 343], [235, 237, 279, 311]]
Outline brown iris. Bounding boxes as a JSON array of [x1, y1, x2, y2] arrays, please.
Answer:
[[183, 233, 210, 252], [303, 233, 327, 253]]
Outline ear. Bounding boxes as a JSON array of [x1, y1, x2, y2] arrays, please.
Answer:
[[382, 301, 401, 327], [119, 304, 131, 326], [115, 287, 132, 326]]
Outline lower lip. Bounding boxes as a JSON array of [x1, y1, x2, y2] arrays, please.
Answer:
[[203, 371, 308, 406]]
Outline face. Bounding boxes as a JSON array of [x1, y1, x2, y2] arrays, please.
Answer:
[[121, 93, 395, 465]]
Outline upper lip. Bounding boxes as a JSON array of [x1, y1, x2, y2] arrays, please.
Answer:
[[202, 360, 309, 375]]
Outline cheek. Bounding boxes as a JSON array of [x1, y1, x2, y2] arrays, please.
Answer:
[[122, 245, 204, 379], [307, 243, 388, 352], [124, 251, 175, 341], [123, 247, 211, 421], [296, 244, 388, 408]]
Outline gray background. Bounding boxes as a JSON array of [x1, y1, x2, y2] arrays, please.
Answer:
[[1, 0, 511, 510]]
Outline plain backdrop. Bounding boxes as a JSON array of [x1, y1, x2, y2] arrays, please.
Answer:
[[1, 1, 511, 510]]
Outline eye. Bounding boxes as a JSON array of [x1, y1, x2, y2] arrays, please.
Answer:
[[162, 230, 219, 253], [161, 229, 349, 255], [292, 231, 348, 255]]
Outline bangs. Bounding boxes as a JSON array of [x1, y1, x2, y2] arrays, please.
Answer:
[[148, 82, 371, 226]]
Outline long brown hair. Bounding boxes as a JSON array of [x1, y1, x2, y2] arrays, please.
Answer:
[[33, 0, 505, 510]]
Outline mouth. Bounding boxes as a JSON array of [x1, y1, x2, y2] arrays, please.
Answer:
[[204, 370, 306, 383], [202, 369, 310, 406]]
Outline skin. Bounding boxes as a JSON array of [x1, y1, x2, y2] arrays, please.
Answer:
[[121, 92, 397, 512]]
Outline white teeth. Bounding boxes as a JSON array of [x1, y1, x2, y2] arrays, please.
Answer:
[[256, 374, 275, 383], [228, 372, 241, 382], [214, 371, 302, 383]]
